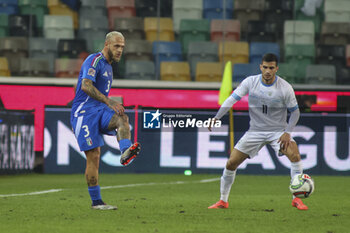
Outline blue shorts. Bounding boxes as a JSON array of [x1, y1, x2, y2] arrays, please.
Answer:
[[71, 105, 116, 151]]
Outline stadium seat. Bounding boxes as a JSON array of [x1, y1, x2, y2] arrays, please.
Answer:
[[277, 63, 304, 84], [249, 42, 280, 64], [0, 57, 11, 76], [203, 0, 233, 20], [19, 57, 50, 77], [347, 44, 350, 67], [233, 63, 261, 83], [305, 64, 336, 84], [144, 17, 175, 42], [55, 58, 83, 78], [123, 39, 152, 61], [48, 0, 79, 29], [187, 41, 218, 78], [8, 15, 37, 37], [0, 37, 28, 76], [179, 19, 210, 54], [43, 15, 74, 39], [79, 7, 107, 19], [337, 67, 350, 84], [264, 0, 293, 37], [320, 22, 350, 45], [284, 44, 315, 78], [316, 44, 346, 71], [114, 17, 144, 40], [172, 0, 202, 33], [153, 41, 182, 77], [160, 61, 190, 81], [234, 0, 265, 32], [324, 0, 350, 22], [135, 0, 172, 17], [284, 20, 315, 45], [80, 0, 106, 9], [195, 62, 222, 82], [19, 0, 47, 32], [0, 0, 19, 15], [29, 37, 57, 75], [78, 15, 109, 52], [106, 0, 136, 30], [57, 39, 87, 59], [93, 39, 105, 52], [218, 41, 249, 65], [210, 19, 240, 42], [246, 20, 278, 43], [125, 60, 155, 80], [0, 14, 9, 37], [294, 0, 324, 35]]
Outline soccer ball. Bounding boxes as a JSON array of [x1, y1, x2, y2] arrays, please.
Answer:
[[289, 174, 315, 198]]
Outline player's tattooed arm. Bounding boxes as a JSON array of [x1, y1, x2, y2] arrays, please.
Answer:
[[81, 78, 125, 115]]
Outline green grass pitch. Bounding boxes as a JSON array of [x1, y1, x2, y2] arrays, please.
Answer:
[[0, 174, 349, 233]]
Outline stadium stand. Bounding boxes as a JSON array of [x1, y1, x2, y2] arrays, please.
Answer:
[[18, 0, 47, 34], [347, 45, 350, 67], [0, 37, 28, 76], [48, 0, 79, 29], [123, 39, 152, 61], [324, 0, 350, 22], [19, 57, 50, 77], [195, 62, 222, 82], [277, 62, 303, 84], [160, 61, 190, 81], [144, 17, 175, 42], [43, 15, 74, 39], [249, 42, 280, 64], [55, 58, 83, 78], [316, 44, 346, 71], [284, 20, 315, 45], [125, 60, 155, 80], [233, 63, 261, 82], [320, 22, 350, 45], [264, 0, 293, 37], [203, 0, 233, 20], [106, 0, 136, 30], [114, 17, 144, 40], [57, 39, 87, 58], [0, 0, 18, 15], [210, 19, 241, 42], [305, 64, 336, 84], [294, 0, 324, 34], [0, 14, 8, 37], [234, 0, 265, 33], [0, 57, 10, 76], [29, 37, 57, 75], [172, 0, 202, 33], [218, 41, 249, 65], [188, 41, 218, 78], [9, 14, 37, 37], [135, 0, 172, 17], [246, 20, 278, 43], [179, 19, 210, 54]]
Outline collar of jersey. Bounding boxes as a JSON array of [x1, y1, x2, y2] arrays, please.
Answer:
[[98, 52, 107, 63], [260, 74, 278, 87]]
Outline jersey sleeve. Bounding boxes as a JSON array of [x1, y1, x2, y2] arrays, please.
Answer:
[[285, 84, 298, 112], [231, 77, 250, 100], [81, 55, 100, 82]]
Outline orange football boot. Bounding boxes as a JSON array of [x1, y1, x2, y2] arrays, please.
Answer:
[[292, 197, 308, 210], [208, 200, 229, 209]]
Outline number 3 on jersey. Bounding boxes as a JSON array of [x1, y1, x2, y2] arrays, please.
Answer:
[[262, 104, 268, 114], [82, 125, 90, 137], [106, 80, 111, 93]]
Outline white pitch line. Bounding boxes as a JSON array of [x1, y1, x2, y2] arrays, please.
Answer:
[[0, 189, 63, 198], [0, 177, 220, 198]]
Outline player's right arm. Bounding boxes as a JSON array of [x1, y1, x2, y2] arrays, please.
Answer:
[[208, 77, 250, 131], [81, 79, 124, 115]]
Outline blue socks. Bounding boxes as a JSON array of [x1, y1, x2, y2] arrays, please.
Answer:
[[119, 139, 132, 153], [88, 185, 104, 206]]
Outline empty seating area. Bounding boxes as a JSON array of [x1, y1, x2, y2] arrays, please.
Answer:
[[0, 0, 349, 85]]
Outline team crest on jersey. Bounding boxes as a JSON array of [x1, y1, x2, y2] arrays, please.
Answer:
[[103, 71, 108, 77], [86, 137, 93, 146], [88, 68, 96, 76]]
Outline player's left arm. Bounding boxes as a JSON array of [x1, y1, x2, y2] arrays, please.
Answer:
[[278, 85, 300, 150]]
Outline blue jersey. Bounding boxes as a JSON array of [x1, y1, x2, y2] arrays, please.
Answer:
[[71, 52, 113, 118]]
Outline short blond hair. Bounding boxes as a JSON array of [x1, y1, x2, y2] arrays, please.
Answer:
[[105, 31, 124, 42]]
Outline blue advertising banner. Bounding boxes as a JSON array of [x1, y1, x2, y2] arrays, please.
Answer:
[[44, 107, 350, 175]]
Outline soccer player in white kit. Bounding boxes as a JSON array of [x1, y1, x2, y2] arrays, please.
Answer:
[[208, 53, 308, 210]]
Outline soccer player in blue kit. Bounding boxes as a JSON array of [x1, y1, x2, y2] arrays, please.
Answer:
[[71, 31, 141, 210]]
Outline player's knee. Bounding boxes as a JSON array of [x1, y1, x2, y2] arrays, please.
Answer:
[[290, 153, 301, 162], [226, 159, 238, 171]]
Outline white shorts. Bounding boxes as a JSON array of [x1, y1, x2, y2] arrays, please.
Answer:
[[234, 131, 293, 158]]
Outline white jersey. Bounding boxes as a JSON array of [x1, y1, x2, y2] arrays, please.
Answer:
[[232, 74, 298, 132]]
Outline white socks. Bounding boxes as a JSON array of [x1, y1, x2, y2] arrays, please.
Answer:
[[220, 168, 236, 202], [291, 161, 303, 199]]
